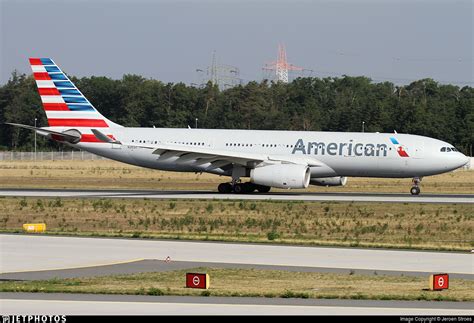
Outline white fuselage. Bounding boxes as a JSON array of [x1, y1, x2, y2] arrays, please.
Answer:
[[70, 128, 468, 179], [27, 57, 469, 186]]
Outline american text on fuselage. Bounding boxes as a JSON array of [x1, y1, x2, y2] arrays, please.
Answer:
[[291, 138, 388, 157]]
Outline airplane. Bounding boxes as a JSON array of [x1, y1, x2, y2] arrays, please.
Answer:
[[6, 58, 470, 195]]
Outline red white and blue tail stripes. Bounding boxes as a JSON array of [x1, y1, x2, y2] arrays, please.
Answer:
[[30, 58, 120, 143]]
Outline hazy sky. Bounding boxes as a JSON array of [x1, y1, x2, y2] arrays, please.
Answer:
[[1, 0, 472, 85]]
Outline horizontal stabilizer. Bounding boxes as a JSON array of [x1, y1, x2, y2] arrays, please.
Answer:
[[5, 122, 81, 143]]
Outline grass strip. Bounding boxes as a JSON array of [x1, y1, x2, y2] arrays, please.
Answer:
[[1, 268, 472, 302]]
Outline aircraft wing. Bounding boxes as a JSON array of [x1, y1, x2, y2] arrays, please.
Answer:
[[130, 141, 325, 168], [91, 129, 330, 171], [151, 143, 328, 170]]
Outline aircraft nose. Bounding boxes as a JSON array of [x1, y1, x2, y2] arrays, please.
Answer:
[[459, 154, 470, 168], [449, 152, 470, 170], [440, 151, 470, 172]]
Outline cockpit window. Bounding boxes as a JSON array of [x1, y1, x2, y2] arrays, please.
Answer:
[[441, 146, 459, 152]]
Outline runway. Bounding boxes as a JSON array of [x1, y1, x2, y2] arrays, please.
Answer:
[[0, 188, 473, 203], [2, 293, 473, 315]]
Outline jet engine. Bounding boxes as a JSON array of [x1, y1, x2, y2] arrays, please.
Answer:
[[310, 176, 348, 187], [40, 128, 81, 144], [60, 129, 82, 144], [250, 164, 310, 189]]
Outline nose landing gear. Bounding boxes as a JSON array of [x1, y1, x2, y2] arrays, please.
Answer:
[[410, 186, 420, 195], [410, 177, 422, 195]]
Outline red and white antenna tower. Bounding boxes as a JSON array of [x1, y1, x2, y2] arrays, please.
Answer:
[[263, 43, 303, 83]]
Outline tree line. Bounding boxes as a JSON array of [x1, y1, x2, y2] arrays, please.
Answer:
[[0, 71, 472, 155]]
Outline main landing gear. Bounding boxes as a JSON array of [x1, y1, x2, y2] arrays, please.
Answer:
[[410, 177, 422, 195], [217, 182, 271, 194], [220, 166, 271, 194]]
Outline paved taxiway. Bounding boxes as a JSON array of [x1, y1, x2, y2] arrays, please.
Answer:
[[2, 293, 473, 315], [2, 235, 472, 315], [0, 188, 473, 203], [1, 234, 472, 275]]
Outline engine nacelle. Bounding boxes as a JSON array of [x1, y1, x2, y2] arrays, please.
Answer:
[[250, 164, 310, 189], [48, 129, 82, 144], [62, 129, 82, 144], [310, 176, 348, 187]]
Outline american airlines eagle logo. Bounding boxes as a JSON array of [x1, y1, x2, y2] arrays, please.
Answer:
[[390, 137, 409, 158]]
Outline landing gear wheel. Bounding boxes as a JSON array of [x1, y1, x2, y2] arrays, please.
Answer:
[[218, 183, 232, 194], [256, 185, 271, 193], [243, 182, 256, 193], [410, 186, 420, 195], [410, 177, 422, 196], [233, 183, 244, 194]]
